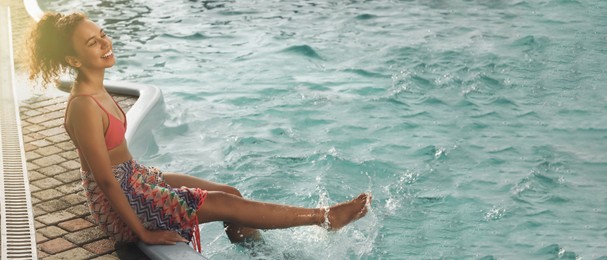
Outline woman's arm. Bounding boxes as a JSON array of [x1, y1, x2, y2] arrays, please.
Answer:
[[68, 97, 187, 244]]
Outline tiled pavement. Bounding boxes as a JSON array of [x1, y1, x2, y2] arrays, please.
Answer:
[[20, 94, 148, 259]]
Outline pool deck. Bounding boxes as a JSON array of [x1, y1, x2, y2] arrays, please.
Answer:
[[1, 0, 148, 258]]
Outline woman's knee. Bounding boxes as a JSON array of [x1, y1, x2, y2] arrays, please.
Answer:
[[198, 191, 237, 223], [220, 184, 242, 197]]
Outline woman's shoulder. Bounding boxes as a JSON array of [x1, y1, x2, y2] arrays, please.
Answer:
[[65, 95, 103, 120], [67, 94, 94, 108]]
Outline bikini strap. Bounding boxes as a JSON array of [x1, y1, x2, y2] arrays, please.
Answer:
[[110, 97, 127, 120], [68, 94, 117, 114]]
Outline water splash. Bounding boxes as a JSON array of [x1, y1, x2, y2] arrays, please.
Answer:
[[484, 206, 506, 221]]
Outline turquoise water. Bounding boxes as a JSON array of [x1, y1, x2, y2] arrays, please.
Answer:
[[41, 0, 607, 258]]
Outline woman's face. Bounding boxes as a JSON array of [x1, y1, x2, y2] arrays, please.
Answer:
[[70, 19, 115, 70]]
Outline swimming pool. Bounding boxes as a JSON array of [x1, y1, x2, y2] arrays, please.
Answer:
[[40, 0, 607, 258]]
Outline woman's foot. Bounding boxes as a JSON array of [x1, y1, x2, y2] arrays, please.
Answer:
[[321, 193, 371, 230]]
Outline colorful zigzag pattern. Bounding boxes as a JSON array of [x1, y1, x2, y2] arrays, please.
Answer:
[[81, 160, 207, 249]]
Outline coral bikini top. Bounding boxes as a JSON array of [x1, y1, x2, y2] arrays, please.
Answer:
[[65, 95, 127, 150]]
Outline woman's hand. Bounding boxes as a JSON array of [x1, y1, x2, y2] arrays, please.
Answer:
[[140, 229, 189, 245]]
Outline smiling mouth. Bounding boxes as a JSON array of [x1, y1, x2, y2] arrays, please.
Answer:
[[102, 50, 113, 59]]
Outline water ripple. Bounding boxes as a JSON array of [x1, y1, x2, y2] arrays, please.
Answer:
[[511, 171, 568, 205], [160, 32, 208, 40], [342, 68, 388, 78], [281, 45, 323, 59], [487, 96, 518, 107], [536, 244, 580, 259], [355, 13, 377, 20]]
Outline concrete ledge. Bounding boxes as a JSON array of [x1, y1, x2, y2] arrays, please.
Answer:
[[137, 242, 208, 260], [23, 0, 43, 21]]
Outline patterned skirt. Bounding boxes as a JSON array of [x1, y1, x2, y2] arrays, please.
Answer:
[[81, 159, 207, 251]]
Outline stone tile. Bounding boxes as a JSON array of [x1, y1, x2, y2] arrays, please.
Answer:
[[29, 111, 63, 123], [61, 194, 86, 205], [67, 204, 91, 217], [32, 188, 64, 201], [37, 211, 76, 225], [37, 107, 51, 114], [55, 170, 80, 183], [24, 123, 45, 132], [28, 170, 45, 181], [21, 99, 35, 106], [23, 109, 42, 117], [46, 110, 64, 120], [39, 237, 76, 255], [21, 117, 32, 126], [38, 165, 67, 177], [56, 182, 83, 194], [39, 127, 65, 138], [60, 150, 79, 160], [25, 151, 42, 161], [27, 161, 40, 171], [33, 107, 50, 116], [40, 118, 64, 128], [56, 141, 76, 151], [30, 184, 41, 193], [30, 98, 59, 109], [35, 220, 46, 229], [33, 154, 66, 167], [31, 196, 41, 205], [58, 218, 94, 232], [119, 97, 136, 108], [38, 225, 68, 239], [33, 204, 47, 216], [37, 250, 49, 259], [27, 115, 49, 124], [32, 177, 63, 190], [83, 238, 115, 255], [23, 134, 34, 143], [29, 132, 47, 141], [37, 199, 71, 212], [24, 143, 38, 152], [62, 194, 87, 205], [45, 247, 96, 260], [64, 226, 106, 245], [60, 160, 80, 170], [36, 145, 63, 156], [46, 102, 66, 112], [31, 138, 51, 148], [36, 232, 49, 243], [47, 133, 71, 143]]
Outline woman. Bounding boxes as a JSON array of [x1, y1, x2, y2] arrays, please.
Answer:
[[27, 12, 370, 251]]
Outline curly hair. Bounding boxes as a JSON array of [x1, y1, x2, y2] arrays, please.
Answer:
[[27, 12, 87, 88]]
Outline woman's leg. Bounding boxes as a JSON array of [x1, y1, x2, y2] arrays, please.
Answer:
[[197, 192, 370, 230], [162, 172, 261, 243]]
